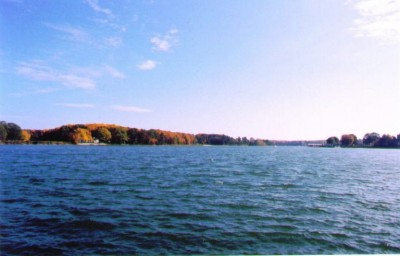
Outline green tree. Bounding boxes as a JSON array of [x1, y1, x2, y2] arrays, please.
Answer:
[[326, 136, 339, 146], [5, 122, 22, 140], [0, 122, 7, 141], [93, 127, 112, 143], [362, 132, 380, 146], [127, 128, 140, 144], [340, 134, 357, 147], [110, 127, 128, 144]]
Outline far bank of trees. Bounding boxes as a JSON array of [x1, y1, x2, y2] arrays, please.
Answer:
[[0, 121, 23, 141], [326, 133, 400, 148], [0, 121, 270, 146]]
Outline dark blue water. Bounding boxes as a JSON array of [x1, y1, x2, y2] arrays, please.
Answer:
[[1, 145, 399, 255]]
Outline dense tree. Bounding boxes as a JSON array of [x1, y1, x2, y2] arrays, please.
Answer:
[[0, 122, 7, 141], [110, 127, 128, 144], [341, 134, 357, 147], [326, 136, 340, 146], [72, 128, 93, 143], [375, 134, 398, 148], [363, 132, 380, 146], [93, 127, 112, 143], [127, 128, 140, 144], [0, 121, 270, 146], [4, 122, 22, 140]]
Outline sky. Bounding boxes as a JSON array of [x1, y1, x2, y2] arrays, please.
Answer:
[[0, 0, 399, 140]]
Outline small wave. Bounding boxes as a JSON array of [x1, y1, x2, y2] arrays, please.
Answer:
[[87, 181, 109, 186], [66, 219, 117, 231], [1, 198, 29, 204], [2, 243, 64, 256], [25, 217, 62, 228], [369, 241, 400, 251], [167, 212, 213, 221], [136, 195, 154, 200], [68, 207, 87, 216], [29, 178, 45, 184]]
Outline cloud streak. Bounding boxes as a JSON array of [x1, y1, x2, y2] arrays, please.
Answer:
[[16, 62, 95, 89], [85, 0, 113, 17], [104, 65, 126, 78], [45, 23, 91, 43], [111, 105, 152, 113], [57, 103, 95, 108], [16, 61, 126, 90], [350, 0, 400, 44]]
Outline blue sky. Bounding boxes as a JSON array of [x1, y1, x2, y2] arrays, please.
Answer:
[[1, 0, 399, 140]]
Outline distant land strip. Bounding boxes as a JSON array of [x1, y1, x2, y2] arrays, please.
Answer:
[[0, 121, 399, 148]]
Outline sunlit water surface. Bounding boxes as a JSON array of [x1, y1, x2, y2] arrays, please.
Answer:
[[1, 145, 399, 255]]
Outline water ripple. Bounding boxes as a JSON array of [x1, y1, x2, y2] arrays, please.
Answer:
[[1, 145, 399, 255]]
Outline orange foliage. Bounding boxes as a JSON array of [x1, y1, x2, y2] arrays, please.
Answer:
[[72, 128, 93, 143], [21, 130, 31, 142]]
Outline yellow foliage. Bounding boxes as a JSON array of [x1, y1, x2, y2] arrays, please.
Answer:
[[72, 128, 93, 143], [21, 130, 31, 141]]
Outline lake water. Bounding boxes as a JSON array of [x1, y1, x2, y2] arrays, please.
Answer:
[[1, 145, 399, 255]]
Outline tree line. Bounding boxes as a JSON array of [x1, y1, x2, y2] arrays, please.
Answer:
[[0, 121, 270, 146], [326, 133, 400, 148]]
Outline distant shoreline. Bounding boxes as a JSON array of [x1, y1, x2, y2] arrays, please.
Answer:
[[1, 121, 399, 148]]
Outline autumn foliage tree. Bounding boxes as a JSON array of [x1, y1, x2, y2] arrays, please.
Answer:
[[72, 128, 93, 143], [21, 130, 31, 142], [2, 121, 271, 146]]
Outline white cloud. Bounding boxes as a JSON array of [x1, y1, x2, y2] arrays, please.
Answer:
[[350, 0, 400, 44], [104, 65, 126, 78], [111, 105, 152, 113], [85, 0, 113, 17], [57, 103, 95, 108], [150, 37, 171, 51], [137, 60, 159, 70], [150, 29, 179, 51]]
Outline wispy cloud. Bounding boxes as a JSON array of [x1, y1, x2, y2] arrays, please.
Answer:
[[111, 105, 152, 113], [104, 65, 126, 78], [104, 36, 122, 47], [59, 74, 96, 89], [93, 18, 127, 32], [16, 61, 96, 89], [45, 23, 91, 43], [350, 0, 400, 44], [85, 0, 113, 18], [150, 29, 179, 51], [45, 23, 123, 48], [137, 60, 159, 70], [16, 61, 126, 90], [57, 103, 95, 108], [35, 87, 60, 94]]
